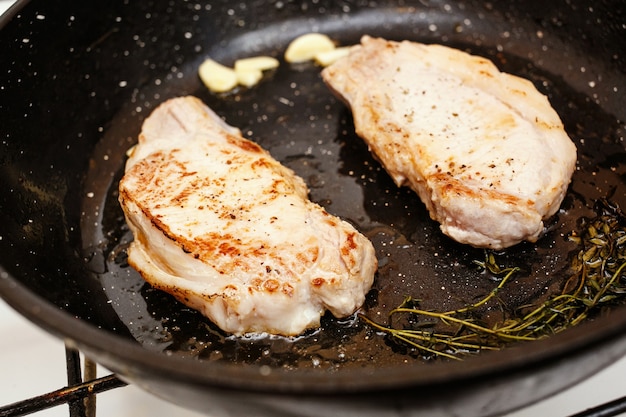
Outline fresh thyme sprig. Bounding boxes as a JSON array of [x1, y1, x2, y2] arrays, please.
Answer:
[[359, 198, 626, 360]]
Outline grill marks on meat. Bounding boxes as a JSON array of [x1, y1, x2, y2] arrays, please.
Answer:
[[322, 36, 577, 249], [119, 96, 376, 336]]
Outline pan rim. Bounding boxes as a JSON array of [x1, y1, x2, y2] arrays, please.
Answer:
[[3, 266, 626, 395]]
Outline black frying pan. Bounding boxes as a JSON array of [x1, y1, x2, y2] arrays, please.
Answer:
[[1, 0, 625, 416]]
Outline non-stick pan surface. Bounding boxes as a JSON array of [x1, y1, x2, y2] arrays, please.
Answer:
[[1, 0, 625, 416]]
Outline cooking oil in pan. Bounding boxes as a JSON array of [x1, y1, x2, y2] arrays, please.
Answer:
[[81, 32, 626, 369]]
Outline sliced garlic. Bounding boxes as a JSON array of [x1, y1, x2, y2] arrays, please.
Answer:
[[234, 56, 280, 73], [236, 68, 263, 88], [285, 33, 335, 63], [198, 58, 238, 93], [314, 46, 352, 67], [234, 56, 279, 87], [199, 33, 344, 93]]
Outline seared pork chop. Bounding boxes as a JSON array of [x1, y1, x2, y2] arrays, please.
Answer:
[[322, 36, 577, 249], [118, 96, 377, 336]]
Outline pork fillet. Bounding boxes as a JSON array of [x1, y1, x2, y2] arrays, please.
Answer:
[[118, 96, 377, 336], [322, 36, 577, 249]]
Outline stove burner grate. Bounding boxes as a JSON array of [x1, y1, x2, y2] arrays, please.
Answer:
[[0, 346, 125, 417], [0, 344, 624, 417]]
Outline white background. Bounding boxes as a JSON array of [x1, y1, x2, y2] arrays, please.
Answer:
[[2, 1, 626, 416]]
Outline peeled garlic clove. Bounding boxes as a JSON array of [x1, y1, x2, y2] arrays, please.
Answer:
[[236, 68, 264, 88], [234, 56, 279, 73], [285, 33, 335, 63], [314, 46, 352, 67], [198, 58, 238, 93], [234, 56, 279, 87]]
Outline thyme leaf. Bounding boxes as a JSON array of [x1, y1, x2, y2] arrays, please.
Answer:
[[359, 198, 626, 360]]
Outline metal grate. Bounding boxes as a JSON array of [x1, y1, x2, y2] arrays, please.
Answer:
[[0, 345, 126, 417], [0, 343, 625, 417], [570, 400, 626, 417]]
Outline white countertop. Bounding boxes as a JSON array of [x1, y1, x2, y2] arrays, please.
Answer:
[[0, 0, 12, 15]]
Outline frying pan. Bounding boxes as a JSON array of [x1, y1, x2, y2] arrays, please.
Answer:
[[1, 0, 625, 416]]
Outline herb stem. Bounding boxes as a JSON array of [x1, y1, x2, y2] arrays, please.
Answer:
[[359, 198, 626, 360]]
